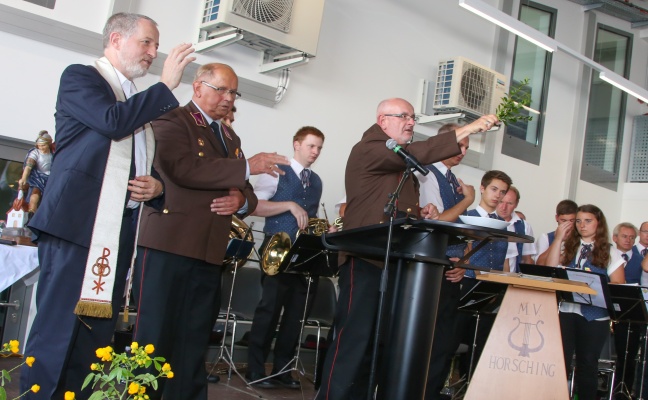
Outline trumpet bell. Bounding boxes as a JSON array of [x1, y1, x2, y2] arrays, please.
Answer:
[[224, 215, 254, 268], [261, 232, 291, 276]]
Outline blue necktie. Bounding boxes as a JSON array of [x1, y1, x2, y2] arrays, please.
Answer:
[[622, 253, 629, 263], [209, 121, 228, 155], [488, 213, 498, 219], [300, 168, 311, 188], [642, 248, 647, 257], [445, 169, 460, 194], [576, 244, 592, 268]]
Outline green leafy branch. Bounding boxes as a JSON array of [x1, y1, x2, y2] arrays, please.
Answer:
[[496, 78, 534, 125]]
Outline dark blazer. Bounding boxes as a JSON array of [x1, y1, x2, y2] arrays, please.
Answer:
[[29, 64, 178, 247], [137, 101, 257, 265]]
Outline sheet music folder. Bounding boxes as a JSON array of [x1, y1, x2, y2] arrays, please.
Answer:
[[278, 233, 338, 277], [519, 263, 615, 319]]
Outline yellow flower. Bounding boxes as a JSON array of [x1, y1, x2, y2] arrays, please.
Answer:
[[64, 391, 75, 400], [95, 346, 113, 361], [25, 356, 35, 367], [161, 363, 171, 372], [138, 386, 146, 395], [95, 347, 105, 359], [130, 342, 139, 351], [128, 382, 140, 395], [31, 384, 40, 393], [166, 371, 174, 379], [91, 363, 98, 371], [144, 344, 154, 354], [9, 340, 19, 353]]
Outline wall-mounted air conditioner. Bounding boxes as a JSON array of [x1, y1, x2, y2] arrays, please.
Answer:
[[199, 0, 325, 59], [431, 57, 506, 119]]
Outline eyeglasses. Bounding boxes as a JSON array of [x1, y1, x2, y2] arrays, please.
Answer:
[[383, 113, 419, 123], [201, 81, 241, 99]]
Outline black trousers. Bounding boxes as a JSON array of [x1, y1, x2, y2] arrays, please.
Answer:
[[559, 312, 609, 400], [21, 214, 134, 400], [316, 257, 385, 400], [132, 247, 222, 400], [247, 273, 318, 374], [425, 276, 462, 400]]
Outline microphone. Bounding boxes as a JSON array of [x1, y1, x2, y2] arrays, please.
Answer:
[[386, 139, 429, 176]]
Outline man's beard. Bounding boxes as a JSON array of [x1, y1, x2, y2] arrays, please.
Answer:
[[119, 54, 149, 79]]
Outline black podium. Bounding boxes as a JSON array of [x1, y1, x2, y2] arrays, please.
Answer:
[[322, 217, 532, 400]]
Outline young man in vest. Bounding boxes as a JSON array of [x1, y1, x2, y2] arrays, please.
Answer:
[[416, 123, 476, 399], [535, 199, 578, 265], [246, 126, 327, 388], [457, 170, 515, 379], [496, 185, 536, 273], [611, 222, 640, 396]]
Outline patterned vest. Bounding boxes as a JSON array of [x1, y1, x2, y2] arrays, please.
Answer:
[[428, 165, 466, 258], [624, 246, 643, 284], [265, 165, 323, 242], [464, 209, 509, 278], [567, 255, 609, 321]]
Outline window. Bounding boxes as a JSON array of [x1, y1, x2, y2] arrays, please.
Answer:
[[580, 25, 632, 191], [501, 1, 555, 165]]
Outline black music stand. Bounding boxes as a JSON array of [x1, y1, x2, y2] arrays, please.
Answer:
[[322, 218, 532, 400], [207, 235, 255, 384], [454, 279, 507, 393], [246, 233, 338, 386], [609, 285, 648, 399]]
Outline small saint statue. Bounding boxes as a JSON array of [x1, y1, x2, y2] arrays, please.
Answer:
[[18, 130, 53, 218]]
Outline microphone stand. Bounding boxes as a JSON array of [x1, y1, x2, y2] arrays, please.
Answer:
[[367, 165, 414, 400]]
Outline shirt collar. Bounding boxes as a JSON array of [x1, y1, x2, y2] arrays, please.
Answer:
[[475, 205, 497, 218]]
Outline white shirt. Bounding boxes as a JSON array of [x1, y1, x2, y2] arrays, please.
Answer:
[[254, 158, 308, 200], [505, 213, 537, 273], [416, 162, 447, 212]]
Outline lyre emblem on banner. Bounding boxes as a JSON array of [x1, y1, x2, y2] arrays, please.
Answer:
[[91, 247, 112, 294], [508, 317, 545, 357]]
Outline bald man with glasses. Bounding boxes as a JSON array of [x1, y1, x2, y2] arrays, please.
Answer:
[[316, 98, 498, 400]]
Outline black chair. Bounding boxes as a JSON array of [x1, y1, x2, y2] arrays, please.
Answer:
[[301, 276, 337, 382]]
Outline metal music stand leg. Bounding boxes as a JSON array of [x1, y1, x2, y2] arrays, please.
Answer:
[[207, 259, 247, 384], [246, 274, 314, 386], [639, 324, 648, 400], [613, 323, 633, 400], [451, 311, 482, 399]]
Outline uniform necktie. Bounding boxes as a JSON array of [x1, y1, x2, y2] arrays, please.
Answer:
[[488, 213, 498, 219], [642, 248, 647, 257], [622, 253, 629, 262], [300, 168, 311, 188], [445, 168, 461, 193], [576, 244, 593, 268], [209, 121, 228, 155]]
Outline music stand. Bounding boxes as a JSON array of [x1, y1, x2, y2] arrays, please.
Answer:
[[246, 233, 338, 386], [455, 279, 507, 391], [609, 284, 648, 399], [207, 232, 255, 384], [563, 267, 616, 319]]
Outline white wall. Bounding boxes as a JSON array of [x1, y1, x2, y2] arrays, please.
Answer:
[[1, 0, 647, 237]]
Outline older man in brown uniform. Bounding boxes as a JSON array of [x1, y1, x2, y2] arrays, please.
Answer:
[[316, 98, 498, 400], [132, 63, 288, 400]]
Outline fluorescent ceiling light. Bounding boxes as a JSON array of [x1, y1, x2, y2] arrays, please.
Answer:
[[459, 0, 557, 53], [599, 71, 648, 103]]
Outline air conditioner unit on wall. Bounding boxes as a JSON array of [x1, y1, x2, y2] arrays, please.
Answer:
[[200, 0, 325, 58], [431, 57, 507, 119]]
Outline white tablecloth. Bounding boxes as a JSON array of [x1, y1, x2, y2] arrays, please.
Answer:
[[0, 244, 39, 292]]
